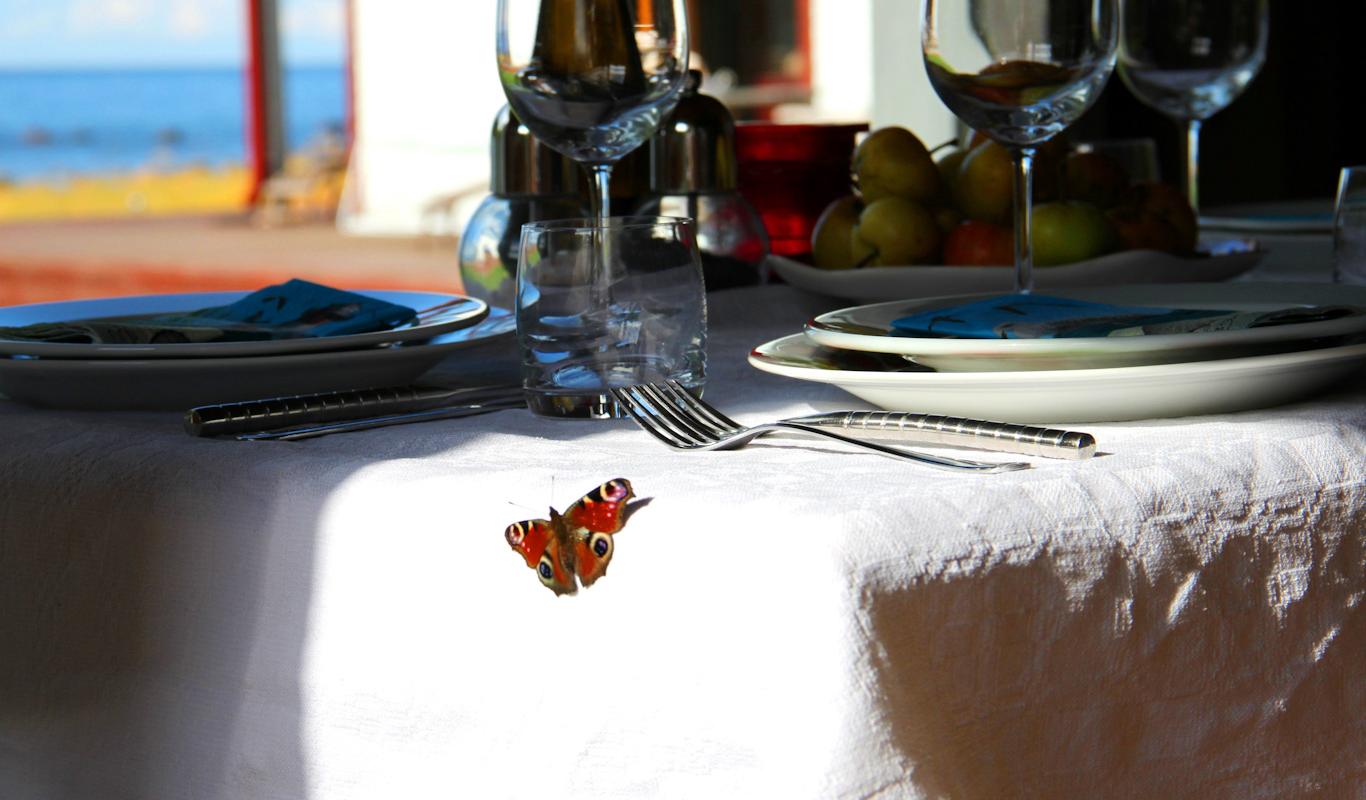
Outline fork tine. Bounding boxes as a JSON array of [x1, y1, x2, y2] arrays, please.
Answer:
[[610, 387, 695, 448], [611, 384, 715, 447], [636, 382, 726, 439], [662, 380, 741, 431], [630, 384, 718, 445]]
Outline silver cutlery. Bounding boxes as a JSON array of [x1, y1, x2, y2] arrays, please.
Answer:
[[234, 397, 526, 441], [782, 410, 1095, 460], [185, 383, 524, 438], [609, 381, 1035, 473]]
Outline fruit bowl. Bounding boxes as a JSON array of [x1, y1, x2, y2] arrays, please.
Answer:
[[768, 238, 1263, 303]]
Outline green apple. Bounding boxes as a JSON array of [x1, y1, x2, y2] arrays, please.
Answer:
[[811, 195, 862, 269], [849, 197, 942, 266], [1030, 200, 1118, 267], [853, 127, 942, 204]]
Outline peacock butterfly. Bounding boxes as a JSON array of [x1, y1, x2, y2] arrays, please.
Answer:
[[504, 478, 638, 596]]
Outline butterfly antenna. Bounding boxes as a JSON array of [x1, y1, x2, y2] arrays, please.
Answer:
[[505, 499, 538, 515]]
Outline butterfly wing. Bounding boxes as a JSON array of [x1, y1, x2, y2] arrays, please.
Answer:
[[504, 517, 577, 596], [560, 478, 636, 589]]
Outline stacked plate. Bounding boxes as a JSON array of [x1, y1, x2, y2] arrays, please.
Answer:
[[749, 283, 1366, 423], [0, 290, 514, 410]]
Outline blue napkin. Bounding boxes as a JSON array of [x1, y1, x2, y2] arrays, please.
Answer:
[[168, 279, 417, 339], [890, 294, 1356, 340], [0, 280, 418, 345]]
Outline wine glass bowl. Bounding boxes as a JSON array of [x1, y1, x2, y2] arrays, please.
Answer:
[[1117, 0, 1269, 212], [496, 0, 690, 222], [922, 0, 1119, 293]]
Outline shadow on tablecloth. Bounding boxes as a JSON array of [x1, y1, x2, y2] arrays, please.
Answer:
[[867, 531, 1366, 797]]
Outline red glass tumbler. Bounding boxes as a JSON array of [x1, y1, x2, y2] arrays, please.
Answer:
[[734, 122, 868, 261]]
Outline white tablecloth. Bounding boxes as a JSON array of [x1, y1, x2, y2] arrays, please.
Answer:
[[1, 261, 1363, 798]]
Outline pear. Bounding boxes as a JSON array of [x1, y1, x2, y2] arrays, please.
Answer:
[[811, 195, 862, 269], [953, 141, 1014, 224], [935, 148, 968, 203], [853, 127, 942, 204], [849, 197, 942, 266]]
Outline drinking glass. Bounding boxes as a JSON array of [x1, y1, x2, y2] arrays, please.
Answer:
[[1117, 0, 1269, 215], [922, 0, 1118, 294], [496, 0, 690, 226], [1334, 166, 1366, 286], [516, 217, 706, 418]]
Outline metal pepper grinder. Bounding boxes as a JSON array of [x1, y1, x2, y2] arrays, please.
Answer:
[[459, 106, 652, 309], [458, 105, 586, 311], [637, 70, 770, 290]]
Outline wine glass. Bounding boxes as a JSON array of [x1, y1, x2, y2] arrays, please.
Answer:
[[922, 0, 1119, 294], [1117, 0, 1268, 216], [495, 0, 690, 226]]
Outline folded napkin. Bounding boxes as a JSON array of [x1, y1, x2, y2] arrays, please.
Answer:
[[0, 280, 417, 345], [890, 294, 1360, 340]]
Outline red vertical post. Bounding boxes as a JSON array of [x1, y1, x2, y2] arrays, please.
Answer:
[[794, 0, 812, 88], [245, 0, 285, 205]]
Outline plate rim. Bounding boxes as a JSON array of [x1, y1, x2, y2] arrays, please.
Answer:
[[804, 282, 1366, 360], [750, 332, 1366, 386], [0, 288, 489, 360], [0, 305, 515, 372]]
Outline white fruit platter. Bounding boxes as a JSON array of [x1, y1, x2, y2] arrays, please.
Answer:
[[768, 238, 1264, 303]]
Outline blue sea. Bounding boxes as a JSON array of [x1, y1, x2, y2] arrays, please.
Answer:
[[0, 66, 346, 181]]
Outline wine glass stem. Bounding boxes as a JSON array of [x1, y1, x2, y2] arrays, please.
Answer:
[[1010, 146, 1037, 295], [589, 163, 613, 226], [1183, 118, 1201, 217]]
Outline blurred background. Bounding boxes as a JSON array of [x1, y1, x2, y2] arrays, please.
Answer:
[[1, 0, 1362, 304]]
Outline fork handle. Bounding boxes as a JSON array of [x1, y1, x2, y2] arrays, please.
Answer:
[[784, 411, 1096, 460], [773, 422, 1029, 473]]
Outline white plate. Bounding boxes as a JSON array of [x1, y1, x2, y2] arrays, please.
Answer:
[[769, 239, 1263, 303], [749, 332, 1366, 423], [0, 289, 489, 359], [0, 308, 516, 410], [806, 283, 1366, 372]]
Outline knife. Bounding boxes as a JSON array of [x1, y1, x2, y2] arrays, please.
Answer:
[[184, 383, 523, 438], [782, 411, 1096, 460], [234, 398, 526, 441]]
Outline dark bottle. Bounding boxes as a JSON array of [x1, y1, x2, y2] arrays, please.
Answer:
[[505, 0, 655, 167]]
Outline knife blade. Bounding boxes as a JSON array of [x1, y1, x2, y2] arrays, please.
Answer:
[[234, 397, 527, 441]]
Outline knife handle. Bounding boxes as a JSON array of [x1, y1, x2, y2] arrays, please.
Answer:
[[184, 385, 489, 437], [790, 411, 1097, 460]]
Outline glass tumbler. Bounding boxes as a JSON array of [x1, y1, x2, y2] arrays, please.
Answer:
[[1334, 166, 1366, 286], [516, 217, 707, 419]]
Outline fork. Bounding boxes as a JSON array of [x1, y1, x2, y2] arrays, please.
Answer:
[[609, 381, 1030, 473]]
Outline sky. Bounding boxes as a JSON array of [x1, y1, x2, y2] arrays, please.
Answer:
[[0, 0, 346, 68]]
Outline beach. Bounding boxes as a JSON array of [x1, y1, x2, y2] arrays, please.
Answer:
[[0, 165, 252, 221], [0, 65, 343, 222]]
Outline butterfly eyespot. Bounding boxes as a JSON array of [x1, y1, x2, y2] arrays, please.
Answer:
[[505, 525, 524, 546], [589, 533, 613, 559], [537, 558, 555, 584]]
